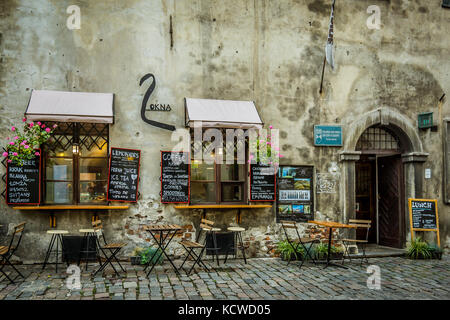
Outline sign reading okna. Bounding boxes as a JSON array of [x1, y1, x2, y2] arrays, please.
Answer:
[[314, 125, 343, 146]]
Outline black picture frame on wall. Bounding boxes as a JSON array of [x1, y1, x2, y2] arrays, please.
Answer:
[[276, 165, 314, 223]]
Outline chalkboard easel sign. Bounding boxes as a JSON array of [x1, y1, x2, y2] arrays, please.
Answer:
[[107, 147, 141, 202], [250, 164, 276, 201], [160, 151, 190, 203], [408, 198, 440, 247], [6, 150, 41, 205]]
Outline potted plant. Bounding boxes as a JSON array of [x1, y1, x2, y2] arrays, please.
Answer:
[[428, 243, 443, 260], [140, 247, 164, 265], [2, 118, 57, 166], [406, 238, 432, 259], [130, 247, 144, 265], [313, 243, 344, 260], [276, 240, 305, 261]]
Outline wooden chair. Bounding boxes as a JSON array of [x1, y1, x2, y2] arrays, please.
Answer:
[[280, 220, 318, 269], [341, 219, 371, 266], [0, 222, 26, 284], [197, 218, 221, 266], [179, 221, 212, 275], [91, 219, 127, 277]]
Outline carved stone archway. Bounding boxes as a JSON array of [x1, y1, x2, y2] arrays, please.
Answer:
[[339, 108, 429, 245]]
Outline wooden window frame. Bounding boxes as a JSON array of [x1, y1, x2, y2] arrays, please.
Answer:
[[42, 122, 109, 205], [190, 130, 248, 205]]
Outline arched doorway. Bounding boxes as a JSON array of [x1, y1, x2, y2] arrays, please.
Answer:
[[355, 125, 405, 248], [339, 108, 429, 249]]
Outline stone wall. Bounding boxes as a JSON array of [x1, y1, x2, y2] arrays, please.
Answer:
[[0, 0, 449, 262]]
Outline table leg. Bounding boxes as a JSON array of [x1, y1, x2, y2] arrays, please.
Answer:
[[146, 230, 180, 276]]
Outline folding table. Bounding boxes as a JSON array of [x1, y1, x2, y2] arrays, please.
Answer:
[[308, 220, 357, 269], [143, 224, 182, 276]]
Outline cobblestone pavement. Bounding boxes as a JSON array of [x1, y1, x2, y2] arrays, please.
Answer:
[[0, 255, 448, 300]]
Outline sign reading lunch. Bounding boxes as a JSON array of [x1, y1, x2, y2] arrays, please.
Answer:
[[107, 147, 141, 202], [410, 199, 438, 230], [6, 152, 41, 205], [160, 151, 189, 203]]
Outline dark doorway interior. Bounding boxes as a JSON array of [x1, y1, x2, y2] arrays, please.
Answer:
[[355, 125, 406, 249], [355, 156, 377, 243]]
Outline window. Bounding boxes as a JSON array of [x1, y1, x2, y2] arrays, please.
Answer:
[[43, 122, 109, 204], [356, 126, 401, 151], [443, 0, 450, 9], [190, 130, 247, 204]]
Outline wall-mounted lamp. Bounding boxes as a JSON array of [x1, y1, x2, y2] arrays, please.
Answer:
[[72, 143, 80, 155]]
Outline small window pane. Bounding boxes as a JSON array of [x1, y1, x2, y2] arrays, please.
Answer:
[[46, 149, 73, 157], [80, 146, 107, 157], [221, 164, 245, 181], [80, 181, 107, 203], [46, 158, 73, 180], [190, 182, 215, 203], [45, 182, 73, 203], [80, 158, 108, 181], [221, 184, 243, 202], [191, 162, 215, 180]]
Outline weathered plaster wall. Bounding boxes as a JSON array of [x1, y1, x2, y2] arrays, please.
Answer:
[[0, 0, 449, 262]]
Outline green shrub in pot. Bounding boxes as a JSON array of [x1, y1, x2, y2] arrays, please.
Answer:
[[406, 238, 432, 259], [276, 240, 305, 261]]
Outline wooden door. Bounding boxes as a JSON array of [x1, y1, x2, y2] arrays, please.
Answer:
[[355, 160, 376, 242], [377, 155, 404, 248]]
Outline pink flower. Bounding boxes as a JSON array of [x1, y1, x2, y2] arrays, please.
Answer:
[[20, 141, 25, 146], [29, 122, 34, 127], [11, 126, 16, 131], [9, 141, 14, 145], [266, 142, 271, 145], [7, 160, 12, 163], [24, 145, 29, 149], [6, 137, 10, 140], [53, 124, 58, 128], [35, 152, 40, 156], [22, 117, 27, 122], [2, 152, 8, 157], [37, 121, 41, 126], [41, 124, 46, 128], [279, 155, 284, 158], [13, 152, 18, 156], [45, 127, 51, 133], [13, 136, 18, 140], [269, 125, 273, 129]]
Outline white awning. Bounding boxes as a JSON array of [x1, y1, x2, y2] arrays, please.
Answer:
[[25, 90, 114, 123], [185, 98, 263, 129]]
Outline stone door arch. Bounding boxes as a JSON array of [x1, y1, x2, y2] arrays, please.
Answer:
[[339, 108, 429, 245]]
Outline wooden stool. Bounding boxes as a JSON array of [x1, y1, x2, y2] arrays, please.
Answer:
[[77, 228, 98, 271], [42, 230, 69, 272], [224, 226, 247, 264]]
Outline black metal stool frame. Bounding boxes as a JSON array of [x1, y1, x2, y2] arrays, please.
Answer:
[[224, 230, 247, 264], [77, 231, 99, 271], [42, 233, 69, 273], [144, 228, 180, 277]]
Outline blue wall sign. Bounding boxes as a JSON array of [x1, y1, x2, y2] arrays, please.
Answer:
[[314, 125, 343, 146]]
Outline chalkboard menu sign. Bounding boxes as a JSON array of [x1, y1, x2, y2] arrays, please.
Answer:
[[6, 152, 41, 205], [409, 199, 438, 230], [444, 120, 450, 204], [276, 165, 314, 222], [250, 164, 276, 201], [408, 198, 440, 246], [107, 147, 141, 202], [160, 151, 189, 203]]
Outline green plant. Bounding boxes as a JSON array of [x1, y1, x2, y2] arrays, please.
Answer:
[[140, 247, 164, 265], [427, 243, 443, 260], [406, 238, 433, 259], [276, 240, 305, 261], [2, 118, 57, 166], [131, 247, 144, 257], [313, 243, 343, 259]]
